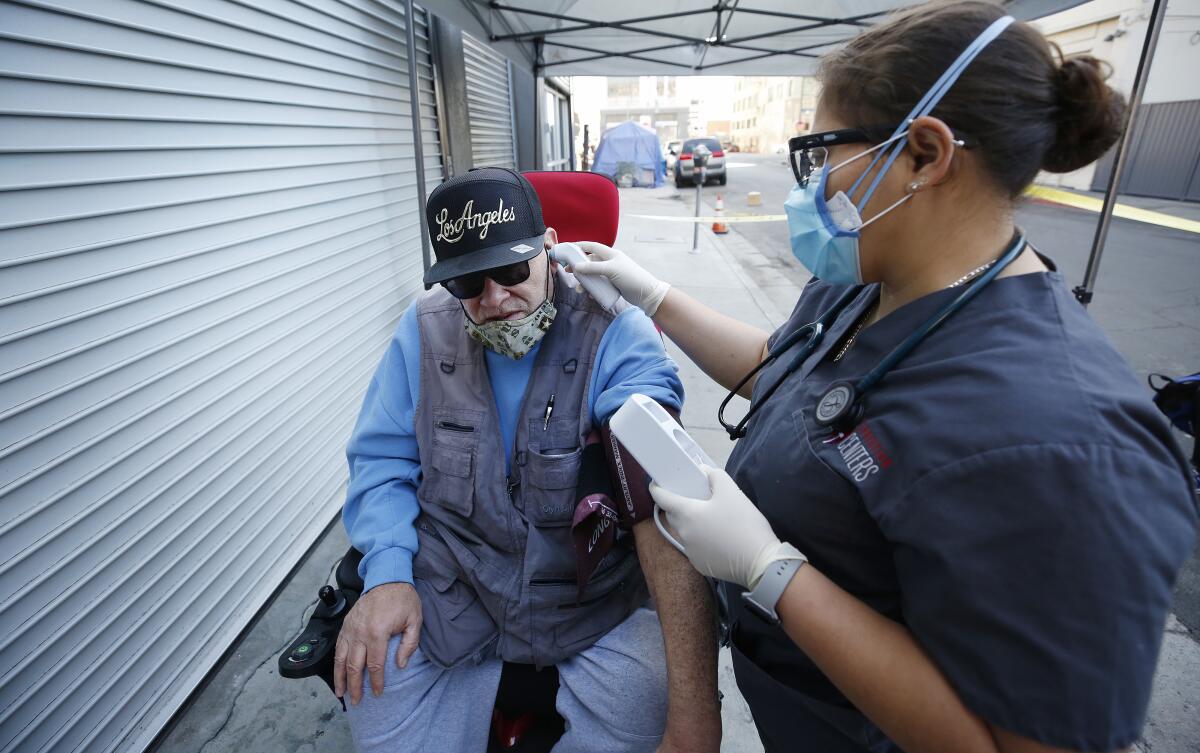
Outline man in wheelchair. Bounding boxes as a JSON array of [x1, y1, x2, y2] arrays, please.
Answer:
[[335, 168, 721, 752]]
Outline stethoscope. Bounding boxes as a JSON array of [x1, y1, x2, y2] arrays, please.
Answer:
[[718, 232, 1028, 439]]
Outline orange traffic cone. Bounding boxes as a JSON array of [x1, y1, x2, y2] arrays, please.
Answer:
[[712, 193, 729, 234]]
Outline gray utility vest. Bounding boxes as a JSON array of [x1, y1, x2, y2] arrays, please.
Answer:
[[412, 277, 648, 669]]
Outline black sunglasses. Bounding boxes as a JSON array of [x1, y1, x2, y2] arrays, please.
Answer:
[[788, 124, 973, 186], [442, 259, 533, 300]]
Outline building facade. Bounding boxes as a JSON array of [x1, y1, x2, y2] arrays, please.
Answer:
[[1034, 0, 1200, 200], [731, 76, 819, 153], [598, 75, 693, 145]]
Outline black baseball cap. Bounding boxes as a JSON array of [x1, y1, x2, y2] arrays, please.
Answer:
[[423, 167, 547, 289]]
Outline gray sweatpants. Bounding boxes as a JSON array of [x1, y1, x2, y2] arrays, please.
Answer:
[[345, 606, 668, 753]]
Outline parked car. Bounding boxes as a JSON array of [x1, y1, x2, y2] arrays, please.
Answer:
[[674, 137, 727, 188], [722, 141, 741, 153]]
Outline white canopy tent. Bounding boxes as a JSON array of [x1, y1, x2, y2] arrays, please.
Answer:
[[470, 0, 1086, 76], [454, 0, 1172, 303]]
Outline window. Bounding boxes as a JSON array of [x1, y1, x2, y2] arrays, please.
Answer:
[[607, 77, 638, 98], [682, 138, 722, 152]]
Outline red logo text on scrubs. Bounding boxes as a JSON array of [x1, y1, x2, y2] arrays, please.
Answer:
[[834, 423, 893, 482]]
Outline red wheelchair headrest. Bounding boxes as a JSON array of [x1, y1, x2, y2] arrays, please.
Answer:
[[523, 171, 619, 247]]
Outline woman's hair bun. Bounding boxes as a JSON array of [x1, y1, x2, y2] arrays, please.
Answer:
[[1043, 55, 1127, 173]]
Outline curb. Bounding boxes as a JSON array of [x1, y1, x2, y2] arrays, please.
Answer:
[[1026, 184, 1200, 234], [631, 184, 802, 329]]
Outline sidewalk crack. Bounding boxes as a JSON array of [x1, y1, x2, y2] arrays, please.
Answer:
[[197, 560, 335, 752]]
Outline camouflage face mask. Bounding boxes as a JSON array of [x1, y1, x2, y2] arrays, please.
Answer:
[[464, 296, 557, 359]]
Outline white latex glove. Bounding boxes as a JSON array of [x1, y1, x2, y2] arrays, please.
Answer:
[[570, 241, 671, 316], [651, 466, 805, 590]]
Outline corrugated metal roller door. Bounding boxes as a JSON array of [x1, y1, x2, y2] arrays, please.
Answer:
[[414, 7, 446, 186], [463, 32, 517, 169], [1090, 99, 1200, 201], [1124, 100, 1200, 201], [0, 1, 442, 751]]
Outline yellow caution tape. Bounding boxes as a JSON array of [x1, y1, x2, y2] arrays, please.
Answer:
[[1024, 185, 1200, 235], [632, 187, 1199, 235], [627, 213, 787, 223]]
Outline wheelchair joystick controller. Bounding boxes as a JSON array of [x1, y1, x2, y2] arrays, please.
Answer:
[[278, 579, 358, 708], [318, 584, 343, 610]]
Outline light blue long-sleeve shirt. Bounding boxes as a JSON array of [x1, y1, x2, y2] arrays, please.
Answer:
[[343, 301, 684, 594]]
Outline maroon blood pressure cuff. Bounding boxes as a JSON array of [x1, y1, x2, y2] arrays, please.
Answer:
[[601, 415, 663, 529], [571, 434, 618, 599], [570, 405, 680, 597]]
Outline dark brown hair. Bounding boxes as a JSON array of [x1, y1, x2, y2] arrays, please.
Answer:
[[817, 1, 1126, 197]]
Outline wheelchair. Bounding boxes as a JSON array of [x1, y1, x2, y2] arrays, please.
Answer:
[[1149, 370, 1200, 496], [277, 171, 624, 750]]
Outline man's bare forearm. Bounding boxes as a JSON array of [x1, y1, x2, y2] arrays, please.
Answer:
[[632, 517, 721, 752]]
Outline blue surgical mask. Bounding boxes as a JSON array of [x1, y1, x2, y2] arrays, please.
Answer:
[[784, 133, 911, 284], [785, 13, 1016, 285]]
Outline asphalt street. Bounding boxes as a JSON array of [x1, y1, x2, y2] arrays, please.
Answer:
[[679, 152, 1200, 633]]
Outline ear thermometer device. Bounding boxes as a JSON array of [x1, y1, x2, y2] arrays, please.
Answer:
[[549, 242, 621, 311], [609, 394, 716, 554]]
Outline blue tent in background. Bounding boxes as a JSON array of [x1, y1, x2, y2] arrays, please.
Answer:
[[591, 121, 665, 188]]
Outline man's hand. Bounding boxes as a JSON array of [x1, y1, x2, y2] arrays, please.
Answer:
[[333, 582, 422, 705]]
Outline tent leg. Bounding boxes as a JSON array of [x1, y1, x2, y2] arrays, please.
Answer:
[[1074, 0, 1168, 306], [406, 0, 431, 272]]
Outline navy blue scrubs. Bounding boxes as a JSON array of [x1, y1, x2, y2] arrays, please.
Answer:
[[724, 260, 1198, 752]]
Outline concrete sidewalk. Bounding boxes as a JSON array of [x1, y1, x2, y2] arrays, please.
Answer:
[[612, 184, 802, 467], [156, 184, 1198, 753]]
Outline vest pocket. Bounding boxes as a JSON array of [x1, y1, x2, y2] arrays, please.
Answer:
[[523, 447, 583, 526], [423, 444, 475, 517], [414, 562, 476, 620], [533, 553, 643, 659], [434, 407, 484, 449], [413, 525, 498, 667], [527, 416, 579, 455]]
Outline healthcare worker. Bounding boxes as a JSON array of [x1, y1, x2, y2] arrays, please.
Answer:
[[569, 3, 1200, 752]]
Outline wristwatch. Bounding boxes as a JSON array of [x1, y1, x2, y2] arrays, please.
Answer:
[[741, 553, 807, 626]]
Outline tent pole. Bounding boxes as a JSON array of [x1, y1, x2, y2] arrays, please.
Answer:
[[405, 0, 431, 272], [1073, 0, 1168, 306]]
